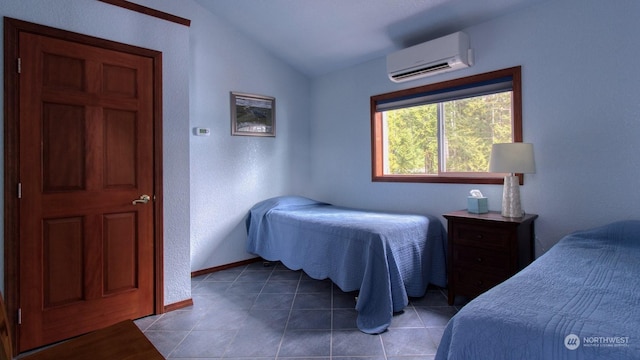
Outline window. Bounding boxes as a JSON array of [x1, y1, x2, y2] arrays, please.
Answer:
[[371, 66, 522, 184]]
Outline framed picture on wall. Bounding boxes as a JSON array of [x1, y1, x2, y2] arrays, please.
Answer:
[[230, 92, 276, 137]]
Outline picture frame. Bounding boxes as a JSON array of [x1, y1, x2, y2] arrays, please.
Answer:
[[230, 92, 276, 137]]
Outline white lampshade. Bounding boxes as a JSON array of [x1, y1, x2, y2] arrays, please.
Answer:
[[489, 143, 536, 174]]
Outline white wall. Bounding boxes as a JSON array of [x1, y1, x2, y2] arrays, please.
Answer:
[[130, 0, 312, 272], [309, 0, 640, 255]]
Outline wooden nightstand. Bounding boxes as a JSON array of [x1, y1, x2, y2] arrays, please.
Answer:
[[443, 210, 538, 305]]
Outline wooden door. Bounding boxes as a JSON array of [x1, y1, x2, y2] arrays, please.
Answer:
[[17, 31, 156, 352]]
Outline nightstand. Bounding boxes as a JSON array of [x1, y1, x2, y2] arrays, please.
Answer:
[[443, 210, 538, 305]]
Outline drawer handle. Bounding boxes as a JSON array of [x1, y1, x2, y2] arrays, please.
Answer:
[[476, 257, 483, 263], [476, 234, 483, 239]]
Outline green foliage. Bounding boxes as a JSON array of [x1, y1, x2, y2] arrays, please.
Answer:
[[386, 104, 438, 174], [384, 92, 512, 175]]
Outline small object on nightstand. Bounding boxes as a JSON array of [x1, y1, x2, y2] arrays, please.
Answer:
[[443, 210, 538, 305], [467, 197, 488, 214], [467, 189, 488, 214]]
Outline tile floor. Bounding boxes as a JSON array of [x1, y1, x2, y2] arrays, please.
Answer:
[[136, 261, 459, 359]]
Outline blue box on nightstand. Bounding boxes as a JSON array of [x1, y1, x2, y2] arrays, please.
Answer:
[[467, 197, 488, 214]]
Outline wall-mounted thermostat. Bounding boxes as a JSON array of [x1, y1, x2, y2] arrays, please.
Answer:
[[194, 127, 211, 136]]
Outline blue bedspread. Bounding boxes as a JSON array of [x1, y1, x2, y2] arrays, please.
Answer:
[[246, 196, 447, 334], [436, 220, 640, 360]]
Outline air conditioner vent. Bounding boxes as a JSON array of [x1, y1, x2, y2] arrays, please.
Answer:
[[391, 62, 451, 81], [387, 32, 472, 83]]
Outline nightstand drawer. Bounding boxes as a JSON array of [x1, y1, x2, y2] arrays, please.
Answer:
[[453, 246, 510, 273], [453, 270, 504, 297], [453, 223, 511, 250]]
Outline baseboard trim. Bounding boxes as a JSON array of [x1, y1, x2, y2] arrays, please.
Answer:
[[164, 298, 194, 312], [163, 258, 262, 312], [191, 257, 262, 278]]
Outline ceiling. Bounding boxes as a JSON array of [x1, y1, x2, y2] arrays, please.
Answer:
[[194, 0, 547, 77]]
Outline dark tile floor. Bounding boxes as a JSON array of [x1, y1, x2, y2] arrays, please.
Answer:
[[135, 261, 459, 359]]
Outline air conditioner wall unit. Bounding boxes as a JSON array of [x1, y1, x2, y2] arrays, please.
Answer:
[[387, 31, 472, 83]]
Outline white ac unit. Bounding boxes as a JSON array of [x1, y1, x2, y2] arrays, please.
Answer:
[[387, 31, 472, 83]]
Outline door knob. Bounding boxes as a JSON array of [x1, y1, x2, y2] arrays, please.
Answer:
[[132, 194, 151, 205]]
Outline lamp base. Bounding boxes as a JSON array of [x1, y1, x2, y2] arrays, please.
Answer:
[[501, 175, 523, 217]]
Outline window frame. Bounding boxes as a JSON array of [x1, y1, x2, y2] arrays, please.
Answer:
[[371, 66, 522, 184]]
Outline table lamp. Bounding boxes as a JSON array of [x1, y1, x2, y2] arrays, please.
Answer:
[[489, 143, 535, 217]]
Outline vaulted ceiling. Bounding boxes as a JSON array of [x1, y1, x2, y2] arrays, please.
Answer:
[[194, 0, 548, 77]]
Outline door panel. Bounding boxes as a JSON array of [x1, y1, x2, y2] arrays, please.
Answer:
[[103, 212, 138, 294], [104, 109, 137, 187], [43, 217, 84, 307], [42, 103, 86, 191], [18, 31, 156, 352]]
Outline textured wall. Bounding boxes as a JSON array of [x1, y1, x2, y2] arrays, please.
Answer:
[[131, 0, 312, 272], [309, 0, 640, 255], [186, 1, 312, 272]]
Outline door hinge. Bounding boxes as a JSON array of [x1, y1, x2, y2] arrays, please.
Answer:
[[17, 182, 22, 199], [17, 58, 21, 74], [17, 308, 22, 325]]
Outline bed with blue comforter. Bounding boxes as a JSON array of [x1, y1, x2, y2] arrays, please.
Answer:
[[246, 196, 447, 334], [436, 220, 640, 360]]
